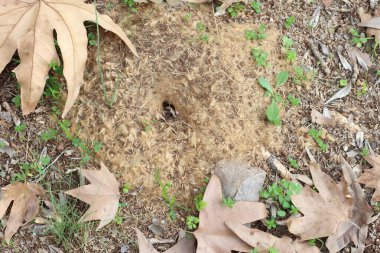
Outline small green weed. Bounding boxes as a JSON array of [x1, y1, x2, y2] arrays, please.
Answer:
[[282, 36, 297, 63], [293, 65, 315, 85], [245, 24, 267, 41], [258, 71, 289, 125], [87, 32, 97, 46], [269, 247, 279, 253], [13, 155, 51, 182], [250, 249, 259, 253], [284, 15, 295, 29], [251, 48, 269, 67], [227, 2, 245, 17], [222, 196, 235, 208], [356, 81, 367, 97], [250, 1, 262, 13], [122, 182, 130, 194], [350, 28, 371, 48], [194, 194, 207, 211], [0, 141, 6, 148], [339, 79, 348, 87], [360, 147, 369, 157], [154, 171, 178, 220], [15, 123, 27, 133], [123, 0, 138, 12], [288, 157, 300, 169], [287, 94, 300, 106], [308, 128, 329, 152], [41, 128, 59, 142], [196, 22, 209, 43], [260, 179, 301, 229], [186, 215, 200, 229], [183, 13, 192, 22], [12, 95, 21, 107]]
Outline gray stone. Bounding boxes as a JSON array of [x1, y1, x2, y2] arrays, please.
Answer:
[[214, 160, 266, 202]]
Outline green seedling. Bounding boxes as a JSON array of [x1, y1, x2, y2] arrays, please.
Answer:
[[250, 249, 259, 253], [260, 179, 301, 228], [245, 24, 267, 41], [288, 157, 300, 169], [350, 28, 371, 48], [339, 79, 348, 87], [41, 128, 58, 142], [284, 15, 295, 29], [269, 247, 279, 253], [251, 48, 269, 66], [287, 94, 300, 106], [250, 1, 262, 13], [123, 0, 138, 12], [0, 141, 6, 148], [154, 171, 178, 220], [227, 1, 245, 17], [122, 183, 130, 194], [194, 194, 207, 211], [15, 124, 27, 133], [308, 128, 329, 152], [196, 22, 209, 43], [186, 215, 200, 229], [360, 147, 369, 157], [87, 32, 97, 46], [183, 13, 192, 22], [308, 239, 316, 246], [293, 65, 315, 85], [12, 95, 21, 107], [356, 81, 367, 97], [222, 196, 235, 208], [92, 141, 103, 153], [258, 71, 289, 125], [377, 70, 380, 76], [282, 36, 297, 63], [13, 155, 51, 182]]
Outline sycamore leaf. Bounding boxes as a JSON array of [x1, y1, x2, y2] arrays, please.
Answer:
[[0, 182, 44, 242], [357, 155, 380, 202], [0, 0, 137, 117], [226, 221, 320, 253], [135, 229, 195, 253], [194, 175, 267, 253], [288, 161, 373, 253], [65, 162, 120, 230]]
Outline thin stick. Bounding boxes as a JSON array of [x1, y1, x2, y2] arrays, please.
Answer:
[[306, 39, 331, 75]]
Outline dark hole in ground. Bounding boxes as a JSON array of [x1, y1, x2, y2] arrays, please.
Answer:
[[162, 101, 177, 120]]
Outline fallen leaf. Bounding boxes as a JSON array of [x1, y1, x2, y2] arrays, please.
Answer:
[[0, 1, 137, 117], [288, 161, 373, 253], [322, 0, 334, 7], [226, 221, 320, 253], [135, 229, 195, 253], [311, 109, 333, 126], [194, 175, 267, 253], [324, 83, 352, 104], [358, 7, 380, 41], [0, 182, 45, 242], [65, 162, 120, 230], [357, 155, 380, 202], [348, 47, 373, 70]]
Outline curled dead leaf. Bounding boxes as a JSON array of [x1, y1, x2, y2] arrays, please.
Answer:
[[357, 155, 380, 202], [0, 182, 45, 242]]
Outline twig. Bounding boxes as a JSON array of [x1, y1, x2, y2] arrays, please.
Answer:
[[328, 7, 352, 12], [149, 238, 176, 244], [261, 148, 292, 180], [306, 39, 331, 75]]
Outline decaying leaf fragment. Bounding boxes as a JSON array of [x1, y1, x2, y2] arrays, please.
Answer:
[[0, 182, 45, 242], [135, 229, 195, 253], [65, 162, 120, 230], [357, 155, 380, 202], [0, 0, 137, 117], [226, 221, 320, 253], [288, 160, 373, 253], [194, 175, 267, 253], [358, 7, 380, 41]]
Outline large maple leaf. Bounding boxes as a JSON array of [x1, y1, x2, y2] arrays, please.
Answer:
[[0, 0, 137, 117], [194, 175, 267, 253], [357, 155, 380, 202], [288, 159, 373, 253], [0, 182, 45, 242], [65, 162, 120, 230]]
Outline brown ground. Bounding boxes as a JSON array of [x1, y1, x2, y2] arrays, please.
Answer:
[[0, 0, 379, 252]]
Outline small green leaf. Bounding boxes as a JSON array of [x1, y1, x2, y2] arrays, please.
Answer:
[[275, 71, 289, 88], [258, 77, 273, 93], [277, 210, 286, 217], [266, 100, 281, 126]]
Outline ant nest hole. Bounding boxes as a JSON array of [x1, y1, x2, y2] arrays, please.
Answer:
[[162, 101, 178, 120]]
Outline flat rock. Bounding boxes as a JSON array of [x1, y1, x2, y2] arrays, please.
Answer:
[[214, 160, 266, 202]]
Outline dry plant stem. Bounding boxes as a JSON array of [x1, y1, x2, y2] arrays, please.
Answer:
[[328, 7, 352, 12], [261, 148, 292, 180], [2, 102, 20, 126], [149, 238, 176, 244], [306, 39, 331, 75]]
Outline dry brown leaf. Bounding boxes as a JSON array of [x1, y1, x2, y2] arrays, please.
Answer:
[[65, 162, 120, 230], [0, 182, 44, 242], [322, 0, 334, 7], [135, 229, 195, 253], [288, 161, 373, 253], [226, 221, 320, 253], [194, 175, 267, 253], [311, 109, 333, 126], [358, 7, 380, 41], [357, 155, 380, 202], [0, 0, 137, 117]]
